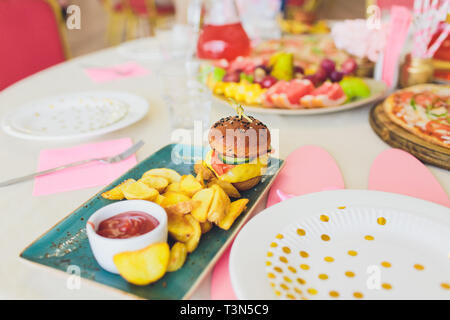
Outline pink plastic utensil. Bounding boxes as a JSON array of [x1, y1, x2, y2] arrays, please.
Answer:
[[210, 145, 345, 300], [368, 148, 450, 207], [266, 145, 345, 208]]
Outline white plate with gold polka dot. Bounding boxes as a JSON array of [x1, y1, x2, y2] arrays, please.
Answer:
[[1, 91, 149, 140], [229, 190, 450, 300]]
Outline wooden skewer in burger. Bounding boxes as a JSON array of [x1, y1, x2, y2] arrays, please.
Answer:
[[203, 101, 271, 191]]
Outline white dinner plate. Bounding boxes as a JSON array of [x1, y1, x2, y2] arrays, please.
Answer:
[[1, 91, 149, 141], [214, 79, 387, 115], [230, 190, 450, 300]]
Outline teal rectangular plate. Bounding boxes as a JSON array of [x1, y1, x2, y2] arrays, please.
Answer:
[[20, 144, 283, 300]]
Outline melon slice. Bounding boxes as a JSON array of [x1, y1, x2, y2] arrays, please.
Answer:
[[264, 79, 314, 108], [300, 82, 347, 108]]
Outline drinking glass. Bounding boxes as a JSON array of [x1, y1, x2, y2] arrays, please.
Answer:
[[157, 24, 196, 60], [236, 0, 282, 40], [159, 60, 212, 130]]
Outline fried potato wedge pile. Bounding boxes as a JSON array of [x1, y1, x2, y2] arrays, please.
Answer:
[[103, 166, 249, 285]]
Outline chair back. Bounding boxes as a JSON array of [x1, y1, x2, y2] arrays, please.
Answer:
[[0, 0, 68, 90]]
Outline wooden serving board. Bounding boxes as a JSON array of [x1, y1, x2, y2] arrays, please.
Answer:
[[369, 103, 450, 171]]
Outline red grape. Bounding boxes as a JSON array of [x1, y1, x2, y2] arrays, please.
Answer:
[[294, 66, 304, 75], [258, 75, 278, 88], [315, 68, 328, 82], [320, 59, 336, 75], [341, 58, 358, 75], [303, 75, 318, 86], [329, 70, 344, 82]]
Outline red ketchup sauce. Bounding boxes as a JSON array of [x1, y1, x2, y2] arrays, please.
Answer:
[[96, 212, 159, 239]]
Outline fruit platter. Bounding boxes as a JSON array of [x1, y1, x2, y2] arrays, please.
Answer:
[[200, 50, 387, 115], [251, 36, 372, 75]]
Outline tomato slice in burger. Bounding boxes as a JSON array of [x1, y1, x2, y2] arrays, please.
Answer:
[[210, 151, 236, 175]]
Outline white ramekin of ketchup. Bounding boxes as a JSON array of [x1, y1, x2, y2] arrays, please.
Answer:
[[86, 200, 168, 274]]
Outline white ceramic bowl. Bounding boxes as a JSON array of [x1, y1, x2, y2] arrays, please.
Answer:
[[86, 200, 168, 274]]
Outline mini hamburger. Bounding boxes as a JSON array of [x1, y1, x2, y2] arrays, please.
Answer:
[[204, 114, 271, 191]]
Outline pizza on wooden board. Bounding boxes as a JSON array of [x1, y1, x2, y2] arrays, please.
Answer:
[[383, 84, 450, 149]]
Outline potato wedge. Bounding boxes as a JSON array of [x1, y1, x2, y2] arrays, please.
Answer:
[[122, 181, 159, 201], [167, 211, 194, 242], [194, 161, 215, 181], [191, 188, 215, 222], [167, 242, 188, 272], [113, 242, 170, 285], [207, 185, 230, 224], [101, 179, 136, 200], [185, 215, 201, 253], [200, 221, 213, 234], [139, 175, 169, 193], [196, 171, 206, 188], [165, 183, 191, 197], [217, 198, 249, 230], [180, 175, 203, 197], [143, 168, 181, 183], [155, 194, 165, 206], [207, 179, 241, 198], [161, 192, 191, 208], [165, 200, 201, 216], [166, 182, 182, 193]]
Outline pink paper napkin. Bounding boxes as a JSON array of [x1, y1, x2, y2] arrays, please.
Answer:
[[33, 138, 138, 196], [84, 62, 150, 83]]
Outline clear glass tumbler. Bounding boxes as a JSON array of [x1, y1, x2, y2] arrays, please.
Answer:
[[159, 59, 212, 130]]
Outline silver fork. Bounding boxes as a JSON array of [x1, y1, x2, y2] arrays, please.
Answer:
[[0, 140, 144, 188]]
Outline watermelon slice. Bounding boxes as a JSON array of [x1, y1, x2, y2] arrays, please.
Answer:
[[265, 81, 288, 99], [263, 80, 289, 106], [300, 82, 347, 108], [285, 79, 315, 104], [263, 79, 314, 108]]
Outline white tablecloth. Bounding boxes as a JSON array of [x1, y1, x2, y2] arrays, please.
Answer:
[[0, 41, 448, 299]]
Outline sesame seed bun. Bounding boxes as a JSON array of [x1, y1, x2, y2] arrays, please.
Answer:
[[208, 115, 271, 159]]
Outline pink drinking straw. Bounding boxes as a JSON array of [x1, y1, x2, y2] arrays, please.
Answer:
[[412, 0, 422, 58], [428, 24, 450, 57], [382, 6, 412, 88], [423, 0, 440, 56], [426, 0, 450, 57], [412, 0, 449, 58]]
